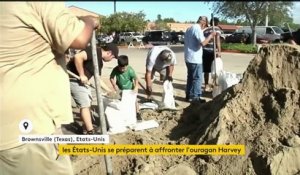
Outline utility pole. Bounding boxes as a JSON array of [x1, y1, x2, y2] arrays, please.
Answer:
[[114, 0, 116, 13]]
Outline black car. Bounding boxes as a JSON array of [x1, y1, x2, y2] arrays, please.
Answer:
[[142, 30, 172, 45], [169, 31, 179, 44], [225, 32, 250, 44], [279, 29, 300, 44], [169, 31, 185, 44]]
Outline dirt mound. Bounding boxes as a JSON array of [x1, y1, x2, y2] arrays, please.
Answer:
[[72, 44, 300, 175], [182, 44, 300, 175]]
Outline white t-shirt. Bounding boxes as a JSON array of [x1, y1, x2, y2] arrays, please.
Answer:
[[146, 46, 177, 71]]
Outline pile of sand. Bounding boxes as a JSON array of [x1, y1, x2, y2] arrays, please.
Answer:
[[72, 44, 300, 175], [182, 44, 300, 175]]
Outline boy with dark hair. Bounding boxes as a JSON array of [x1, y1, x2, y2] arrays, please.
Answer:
[[110, 55, 140, 119], [110, 55, 139, 92]]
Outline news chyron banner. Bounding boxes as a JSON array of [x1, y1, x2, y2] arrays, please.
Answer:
[[19, 135, 245, 156], [58, 144, 245, 156]]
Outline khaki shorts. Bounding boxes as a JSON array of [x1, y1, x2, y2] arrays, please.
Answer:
[[0, 129, 73, 175]]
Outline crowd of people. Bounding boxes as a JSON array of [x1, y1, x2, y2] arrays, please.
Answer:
[[0, 1, 230, 174]]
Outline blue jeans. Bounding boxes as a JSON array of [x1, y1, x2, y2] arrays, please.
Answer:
[[185, 62, 203, 100]]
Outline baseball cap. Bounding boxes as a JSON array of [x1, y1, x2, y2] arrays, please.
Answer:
[[106, 43, 119, 58]]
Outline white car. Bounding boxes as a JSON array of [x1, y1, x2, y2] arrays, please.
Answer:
[[119, 32, 144, 44]]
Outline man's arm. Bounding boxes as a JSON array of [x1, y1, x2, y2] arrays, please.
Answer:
[[133, 78, 139, 92], [70, 16, 100, 49], [216, 30, 222, 57], [109, 72, 118, 92], [201, 32, 216, 46], [145, 70, 153, 97], [74, 51, 88, 84], [100, 78, 113, 92], [166, 65, 174, 80]]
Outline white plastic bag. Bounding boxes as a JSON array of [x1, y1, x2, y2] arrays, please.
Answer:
[[162, 80, 176, 109], [212, 71, 240, 97], [211, 57, 223, 79]]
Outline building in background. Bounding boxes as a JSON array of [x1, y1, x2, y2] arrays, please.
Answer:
[[219, 24, 242, 34]]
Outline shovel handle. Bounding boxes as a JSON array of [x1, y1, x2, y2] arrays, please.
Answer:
[[67, 70, 96, 89]]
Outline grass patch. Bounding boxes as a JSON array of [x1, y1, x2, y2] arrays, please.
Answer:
[[221, 43, 257, 53]]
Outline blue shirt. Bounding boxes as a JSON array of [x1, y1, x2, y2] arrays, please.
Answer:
[[184, 24, 205, 64]]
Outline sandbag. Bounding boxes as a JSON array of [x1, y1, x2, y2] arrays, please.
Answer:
[[211, 57, 223, 79], [105, 90, 137, 134], [162, 80, 176, 109], [212, 71, 241, 97]]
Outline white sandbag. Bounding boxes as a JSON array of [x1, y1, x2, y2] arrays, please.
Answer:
[[212, 71, 241, 98], [139, 102, 159, 110], [105, 90, 137, 133], [120, 90, 137, 126], [103, 97, 121, 110], [211, 57, 223, 79], [222, 71, 240, 89], [162, 80, 176, 109], [132, 120, 159, 131], [105, 106, 128, 134]]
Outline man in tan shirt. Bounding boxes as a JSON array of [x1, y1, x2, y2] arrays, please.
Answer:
[[0, 2, 99, 175]]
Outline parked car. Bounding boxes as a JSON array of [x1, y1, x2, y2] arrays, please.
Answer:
[[119, 32, 144, 44], [236, 26, 284, 43], [225, 32, 250, 44], [169, 31, 179, 44], [168, 31, 185, 44], [97, 34, 108, 45], [176, 31, 185, 44], [142, 30, 172, 45], [279, 29, 300, 44]]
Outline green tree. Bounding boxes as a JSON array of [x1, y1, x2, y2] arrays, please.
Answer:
[[157, 14, 162, 22], [152, 14, 171, 30], [211, 1, 294, 44], [163, 18, 176, 23], [100, 11, 147, 34]]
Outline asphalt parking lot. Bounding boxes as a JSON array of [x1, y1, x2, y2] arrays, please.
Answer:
[[98, 45, 256, 108]]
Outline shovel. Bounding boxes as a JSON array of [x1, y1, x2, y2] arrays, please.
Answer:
[[211, 13, 219, 87], [67, 70, 120, 100], [67, 70, 96, 89]]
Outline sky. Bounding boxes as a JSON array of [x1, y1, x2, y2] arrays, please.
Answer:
[[66, 1, 300, 24]]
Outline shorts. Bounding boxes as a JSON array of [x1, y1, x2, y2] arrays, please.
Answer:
[[70, 80, 92, 108], [0, 128, 73, 175], [203, 49, 214, 73]]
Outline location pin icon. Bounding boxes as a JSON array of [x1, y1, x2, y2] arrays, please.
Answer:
[[23, 122, 29, 130]]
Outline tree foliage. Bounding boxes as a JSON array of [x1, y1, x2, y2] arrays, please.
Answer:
[[100, 11, 147, 34], [153, 14, 171, 30], [211, 1, 294, 44]]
